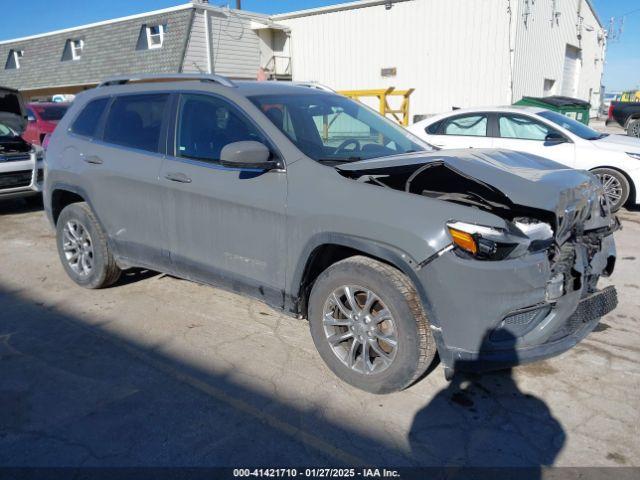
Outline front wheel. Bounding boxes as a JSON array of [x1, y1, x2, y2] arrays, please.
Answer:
[[308, 256, 436, 394], [592, 168, 630, 212]]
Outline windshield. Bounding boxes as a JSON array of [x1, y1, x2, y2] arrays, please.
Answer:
[[537, 110, 605, 140], [249, 92, 430, 163], [33, 105, 69, 121], [0, 122, 15, 138]]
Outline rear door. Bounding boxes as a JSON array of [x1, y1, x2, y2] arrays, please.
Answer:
[[80, 93, 171, 269], [493, 113, 576, 166], [159, 92, 287, 306], [427, 113, 494, 149]]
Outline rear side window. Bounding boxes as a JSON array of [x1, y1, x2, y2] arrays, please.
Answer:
[[442, 115, 488, 137], [103, 94, 169, 153], [70, 97, 109, 138]]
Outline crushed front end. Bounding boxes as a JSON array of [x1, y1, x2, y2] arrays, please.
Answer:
[[418, 178, 619, 372], [336, 150, 620, 374]]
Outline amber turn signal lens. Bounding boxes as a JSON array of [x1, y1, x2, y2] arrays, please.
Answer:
[[448, 227, 478, 255]]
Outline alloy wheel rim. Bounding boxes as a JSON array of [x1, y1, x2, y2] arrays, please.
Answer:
[[322, 285, 398, 375], [62, 220, 94, 276], [596, 173, 623, 207], [633, 123, 640, 138]]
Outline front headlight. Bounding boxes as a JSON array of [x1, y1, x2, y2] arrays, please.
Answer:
[[627, 152, 640, 160], [446, 219, 553, 260]]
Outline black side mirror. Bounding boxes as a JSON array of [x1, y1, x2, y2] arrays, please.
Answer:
[[219, 141, 279, 170], [545, 132, 567, 144]]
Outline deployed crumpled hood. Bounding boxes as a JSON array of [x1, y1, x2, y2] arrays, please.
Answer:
[[337, 149, 600, 213], [591, 133, 640, 152], [0, 87, 27, 134]]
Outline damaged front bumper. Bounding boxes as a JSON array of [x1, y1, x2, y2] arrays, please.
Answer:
[[417, 230, 618, 372]]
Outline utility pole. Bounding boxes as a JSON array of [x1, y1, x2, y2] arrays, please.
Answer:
[[236, 0, 241, 9]]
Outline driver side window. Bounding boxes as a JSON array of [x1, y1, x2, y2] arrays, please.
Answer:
[[498, 114, 556, 141], [176, 94, 264, 163]]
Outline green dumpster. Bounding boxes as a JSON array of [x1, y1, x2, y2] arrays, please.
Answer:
[[514, 96, 591, 125]]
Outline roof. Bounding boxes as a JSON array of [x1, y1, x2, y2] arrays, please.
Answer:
[[272, 0, 603, 28], [0, 8, 194, 92], [234, 80, 338, 96], [412, 106, 545, 125]]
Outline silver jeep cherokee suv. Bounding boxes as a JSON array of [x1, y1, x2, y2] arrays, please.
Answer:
[[44, 74, 618, 393]]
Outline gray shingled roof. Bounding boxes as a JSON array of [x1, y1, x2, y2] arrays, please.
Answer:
[[0, 8, 194, 91]]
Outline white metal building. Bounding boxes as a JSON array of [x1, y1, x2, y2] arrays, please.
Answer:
[[275, 0, 607, 120]]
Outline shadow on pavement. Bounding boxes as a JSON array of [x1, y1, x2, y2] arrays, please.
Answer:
[[0, 285, 564, 469], [409, 332, 565, 476], [0, 197, 43, 216]]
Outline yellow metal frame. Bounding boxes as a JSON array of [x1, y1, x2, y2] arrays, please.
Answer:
[[338, 87, 415, 126]]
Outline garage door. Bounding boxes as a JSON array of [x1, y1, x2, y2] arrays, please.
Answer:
[[561, 45, 581, 97]]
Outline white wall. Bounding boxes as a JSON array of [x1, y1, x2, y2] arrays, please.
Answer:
[[277, 0, 514, 121], [277, 0, 606, 121], [512, 0, 606, 115]]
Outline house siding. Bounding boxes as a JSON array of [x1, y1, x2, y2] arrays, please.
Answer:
[[0, 9, 193, 91], [182, 9, 209, 73], [209, 11, 260, 79]]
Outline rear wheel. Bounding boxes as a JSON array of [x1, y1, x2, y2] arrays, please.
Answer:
[[308, 256, 436, 394], [592, 168, 629, 212], [627, 119, 640, 138], [56, 202, 121, 289]]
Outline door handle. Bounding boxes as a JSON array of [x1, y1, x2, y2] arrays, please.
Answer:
[[164, 172, 192, 184], [83, 155, 103, 165]]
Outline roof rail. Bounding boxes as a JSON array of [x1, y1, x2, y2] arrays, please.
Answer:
[[98, 73, 236, 88]]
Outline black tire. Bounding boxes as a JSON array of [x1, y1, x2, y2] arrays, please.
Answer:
[[56, 202, 121, 289], [591, 168, 630, 212], [308, 256, 436, 394], [627, 119, 640, 138]]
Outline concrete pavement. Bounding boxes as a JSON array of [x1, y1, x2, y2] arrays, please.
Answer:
[[0, 199, 638, 467]]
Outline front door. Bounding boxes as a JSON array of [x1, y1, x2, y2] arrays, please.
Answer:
[[493, 113, 576, 167], [160, 93, 287, 307]]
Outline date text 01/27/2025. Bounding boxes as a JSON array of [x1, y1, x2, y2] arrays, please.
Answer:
[[232, 468, 400, 478]]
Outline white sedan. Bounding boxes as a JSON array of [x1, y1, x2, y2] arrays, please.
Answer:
[[408, 106, 640, 211]]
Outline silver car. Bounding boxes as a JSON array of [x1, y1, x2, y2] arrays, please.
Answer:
[[43, 74, 618, 393], [0, 87, 43, 201]]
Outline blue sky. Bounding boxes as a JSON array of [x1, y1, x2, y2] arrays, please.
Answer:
[[0, 0, 637, 92]]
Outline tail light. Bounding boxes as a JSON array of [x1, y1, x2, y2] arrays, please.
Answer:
[[608, 104, 614, 120]]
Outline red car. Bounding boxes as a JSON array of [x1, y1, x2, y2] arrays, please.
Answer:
[[23, 102, 70, 146]]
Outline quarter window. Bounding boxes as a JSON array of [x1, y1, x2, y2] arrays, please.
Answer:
[[176, 94, 265, 163], [103, 94, 169, 152], [499, 115, 556, 141], [70, 97, 110, 138], [442, 115, 488, 137]]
